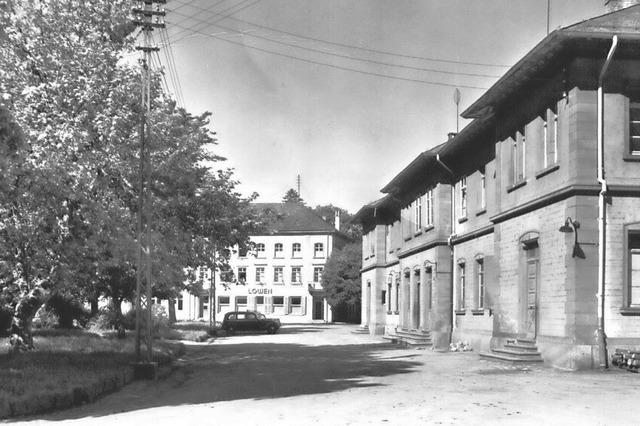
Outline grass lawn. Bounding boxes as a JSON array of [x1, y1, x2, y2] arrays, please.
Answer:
[[0, 329, 185, 418]]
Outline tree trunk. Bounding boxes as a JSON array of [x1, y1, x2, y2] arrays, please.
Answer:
[[90, 298, 99, 316], [9, 285, 50, 352], [168, 297, 176, 324]]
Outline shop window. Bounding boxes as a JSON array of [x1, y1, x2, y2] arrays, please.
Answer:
[[313, 267, 323, 283], [256, 296, 264, 305], [236, 296, 247, 309], [314, 243, 324, 258], [273, 296, 284, 307], [218, 296, 230, 313], [292, 242, 302, 258], [274, 243, 283, 258]]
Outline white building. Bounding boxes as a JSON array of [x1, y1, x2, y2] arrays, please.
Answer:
[[173, 203, 349, 323]]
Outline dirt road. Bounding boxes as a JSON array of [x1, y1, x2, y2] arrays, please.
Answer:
[[9, 324, 639, 425]]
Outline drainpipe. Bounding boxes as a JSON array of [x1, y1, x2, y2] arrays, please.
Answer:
[[436, 154, 456, 340], [596, 35, 617, 369]]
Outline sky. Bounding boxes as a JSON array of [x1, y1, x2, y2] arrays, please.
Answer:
[[158, 0, 607, 213]]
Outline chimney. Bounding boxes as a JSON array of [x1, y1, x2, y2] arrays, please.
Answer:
[[334, 210, 340, 231], [605, 0, 640, 11], [447, 132, 457, 141]]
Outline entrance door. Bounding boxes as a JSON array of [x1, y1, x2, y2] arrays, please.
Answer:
[[313, 299, 324, 320], [525, 258, 538, 338]]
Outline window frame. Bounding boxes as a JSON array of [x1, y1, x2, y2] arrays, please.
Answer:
[[457, 262, 466, 311], [627, 100, 640, 159], [255, 243, 266, 258], [313, 266, 323, 283], [459, 177, 467, 219], [623, 225, 640, 314], [425, 189, 434, 227], [255, 266, 265, 283], [414, 196, 423, 233], [274, 242, 284, 258], [237, 267, 247, 283], [292, 242, 302, 258], [273, 266, 284, 284], [476, 258, 485, 309], [543, 108, 558, 168], [314, 242, 324, 258], [291, 266, 302, 284]]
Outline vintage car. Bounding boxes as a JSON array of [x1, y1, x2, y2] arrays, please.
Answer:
[[221, 311, 281, 335]]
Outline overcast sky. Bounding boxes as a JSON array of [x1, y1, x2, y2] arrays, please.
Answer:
[[160, 0, 606, 212]]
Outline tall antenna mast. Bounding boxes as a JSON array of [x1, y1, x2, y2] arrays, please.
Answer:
[[297, 174, 301, 196], [547, 0, 551, 35]]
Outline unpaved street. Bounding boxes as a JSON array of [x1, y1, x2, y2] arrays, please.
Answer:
[[9, 324, 640, 425]]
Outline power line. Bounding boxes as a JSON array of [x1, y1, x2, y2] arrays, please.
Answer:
[[157, 29, 186, 106], [167, 22, 490, 90], [170, 0, 511, 69], [169, 9, 501, 79], [170, 0, 264, 45]]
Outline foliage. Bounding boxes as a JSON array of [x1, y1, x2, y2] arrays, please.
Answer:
[[282, 188, 305, 205], [0, 0, 261, 348], [45, 293, 90, 328], [312, 204, 362, 239], [0, 305, 11, 337], [321, 242, 362, 308], [123, 304, 169, 334], [31, 306, 59, 330]]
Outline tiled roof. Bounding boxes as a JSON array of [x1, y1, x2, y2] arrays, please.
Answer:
[[253, 203, 337, 234]]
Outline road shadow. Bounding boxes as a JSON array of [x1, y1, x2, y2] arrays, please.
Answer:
[[22, 341, 421, 422]]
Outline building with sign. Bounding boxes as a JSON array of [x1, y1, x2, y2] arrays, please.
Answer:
[[354, 3, 640, 369], [173, 203, 349, 324]]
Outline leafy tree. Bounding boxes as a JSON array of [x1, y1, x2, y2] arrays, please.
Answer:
[[282, 188, 305, 205], [321, 242, 362, 316], [312, 204, 362, 240], [0, 1, 260, 347]]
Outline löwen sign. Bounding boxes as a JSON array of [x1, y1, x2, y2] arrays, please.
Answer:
[[247, 288, 273, 295]]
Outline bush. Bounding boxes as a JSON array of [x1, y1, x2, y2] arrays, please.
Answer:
[[123, 304, 169, 335], [46, 294, 90, 329], [32, 306, 59, 329], [86, 309, 119, 333], [0, 305, 13, 337]]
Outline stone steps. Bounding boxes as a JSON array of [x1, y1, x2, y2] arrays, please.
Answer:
[[391, 329, 432, 348], [351, 325, 369, 335], [480, 338, 544, 363]]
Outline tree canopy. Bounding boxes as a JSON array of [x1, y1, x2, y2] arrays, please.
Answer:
[[282, 188, 305, 205], [321, 242, 362, 308], [0, 0, 260, 343]]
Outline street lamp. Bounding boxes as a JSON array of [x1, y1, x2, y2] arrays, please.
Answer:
[[559, 217, 586, 259]]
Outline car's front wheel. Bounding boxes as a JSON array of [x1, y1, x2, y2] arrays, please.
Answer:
[[226, 326, 235, 336], [266, 324, 277, 334]]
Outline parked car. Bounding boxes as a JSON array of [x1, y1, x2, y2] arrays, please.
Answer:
[[221, 311, 281, 335]]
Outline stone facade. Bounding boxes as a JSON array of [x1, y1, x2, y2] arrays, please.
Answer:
[[354, 5, 640, 369]]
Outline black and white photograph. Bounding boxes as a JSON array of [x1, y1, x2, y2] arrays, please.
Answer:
[[1, 0, 640, 424]]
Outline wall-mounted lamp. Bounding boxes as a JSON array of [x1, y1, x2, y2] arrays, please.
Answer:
[[559, 217, 586, 259]]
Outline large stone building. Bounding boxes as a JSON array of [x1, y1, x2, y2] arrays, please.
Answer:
[[173, 203, 349, 324], [354, 3, 640, 369]]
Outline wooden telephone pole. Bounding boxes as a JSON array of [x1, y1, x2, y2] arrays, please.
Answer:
[[131, 0, 166, 372]]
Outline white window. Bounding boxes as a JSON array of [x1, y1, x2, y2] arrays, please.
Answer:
[[414, 196, 423, 232], [255, 266, 265, 283], [292, 243, 302, 257], [313, 267, 323, 282], [629, 233, 640, 307], [314, 242, 324, 257], [479, 167, 486, 210], [274, 266, 284, 283], [274, 243, 283, 257], [237, 267, 246, 283], [255, 243, 265, 258], [425, 189, 434, 226], [476, 259, 485, 309], [459, 177, 467, 218], [512, 129, 526, 184], [291, 266, 302, 283], [458, 263, 466, 310], [544, 109, 558, 167]]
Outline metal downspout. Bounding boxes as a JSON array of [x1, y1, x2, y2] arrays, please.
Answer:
[[436, 154, 456, 340], [596, 35, 618, 369]]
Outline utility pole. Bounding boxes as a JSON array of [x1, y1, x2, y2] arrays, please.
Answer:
[[131, 0, 166, 374], [296, 174, 301, 196]]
